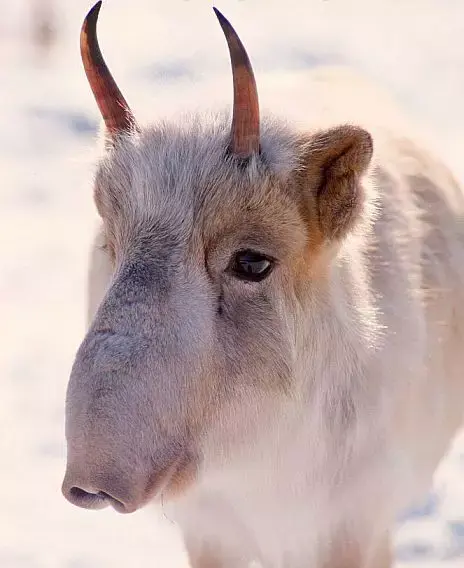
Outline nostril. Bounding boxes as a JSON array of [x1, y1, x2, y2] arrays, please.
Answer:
[[67, 486, 109, 510], [69, 486, 95, 499], [64, 484, 135, 514], [95, 491, 130, 513]]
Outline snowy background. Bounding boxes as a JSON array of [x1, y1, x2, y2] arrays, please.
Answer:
[[0, 0, 463, 566]]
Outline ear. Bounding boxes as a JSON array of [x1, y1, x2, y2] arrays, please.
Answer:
[[300, 125, 373, 241]]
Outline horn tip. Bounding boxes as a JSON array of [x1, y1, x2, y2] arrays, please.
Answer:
[[213, 7, 228, 27], [81, 1, 102, 47], [86, 1, 103, 24], [82, 1, 102, 40]]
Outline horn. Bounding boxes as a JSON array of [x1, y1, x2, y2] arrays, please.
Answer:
[[213, 8, 260, 158], [80, 1, 136, 137]]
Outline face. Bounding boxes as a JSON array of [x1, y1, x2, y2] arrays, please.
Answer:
[[62, 119, 316, 513], [64, 2, 372, 516]]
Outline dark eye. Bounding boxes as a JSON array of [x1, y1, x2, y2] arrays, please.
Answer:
[[229, 249, 274, 282]]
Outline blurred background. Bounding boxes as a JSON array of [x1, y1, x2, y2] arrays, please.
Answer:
[[0, 0, 463, 566]]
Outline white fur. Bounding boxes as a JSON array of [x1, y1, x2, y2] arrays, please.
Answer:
[[85, 66, 464, 568]]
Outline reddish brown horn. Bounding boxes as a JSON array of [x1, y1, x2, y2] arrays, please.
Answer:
[[213, 8, 260, 158], [80, 1, 136, 137]]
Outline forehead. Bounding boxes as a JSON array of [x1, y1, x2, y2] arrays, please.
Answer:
[[94, 113, 305, 252]]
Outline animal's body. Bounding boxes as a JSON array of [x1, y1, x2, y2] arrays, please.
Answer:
[[63, 4, 464, 567]]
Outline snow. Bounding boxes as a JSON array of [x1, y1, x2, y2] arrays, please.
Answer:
[[0, 1, 463, 566]]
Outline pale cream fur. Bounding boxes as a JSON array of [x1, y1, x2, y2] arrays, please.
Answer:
[[76, 66, 464, 568]]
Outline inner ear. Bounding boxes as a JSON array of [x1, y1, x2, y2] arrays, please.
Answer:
[[301, 125, 373, 241]]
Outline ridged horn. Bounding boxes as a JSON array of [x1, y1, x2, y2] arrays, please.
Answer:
[[80, 1, 136, 137], [213, 8, 260, 158]]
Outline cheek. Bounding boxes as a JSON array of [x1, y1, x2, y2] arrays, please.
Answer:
[[199, 380, 287, 468], [216, 287, 294, 394]]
